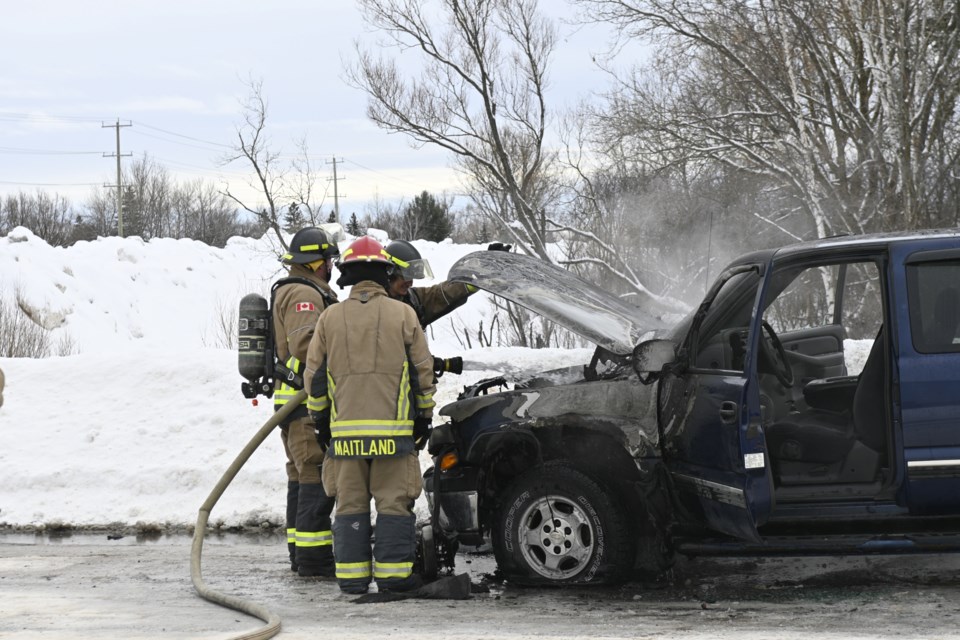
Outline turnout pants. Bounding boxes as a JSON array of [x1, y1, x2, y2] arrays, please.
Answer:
[[323, 453, 422, 593], [281, 416, 335, 575]]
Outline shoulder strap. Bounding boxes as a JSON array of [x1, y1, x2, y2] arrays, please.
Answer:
[[406, 289, 426, 328], [270, 276, 336, 305], [267, 277, 335, 391]]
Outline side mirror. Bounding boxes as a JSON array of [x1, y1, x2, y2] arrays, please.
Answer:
[[632, 339, 677, 384]]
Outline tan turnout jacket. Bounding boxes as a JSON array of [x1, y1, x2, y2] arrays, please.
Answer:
[[304, 281, 435, 459], [272, 264, 338, 420]]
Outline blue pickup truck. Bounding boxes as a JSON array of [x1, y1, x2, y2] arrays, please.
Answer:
[[423, 230, 960, 585]]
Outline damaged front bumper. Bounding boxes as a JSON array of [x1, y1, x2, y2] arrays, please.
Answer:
[[423, 465, 484, 546]]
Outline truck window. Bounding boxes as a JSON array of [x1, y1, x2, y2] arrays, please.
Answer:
[[765, 265, 838, 333], [762, 260, 881, 376], [906, 261, 960, 353], [765, 262, 881, 339], [693, 269, 762, 372]]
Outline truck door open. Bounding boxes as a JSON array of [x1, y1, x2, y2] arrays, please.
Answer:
[[660, 264, 774, 542]]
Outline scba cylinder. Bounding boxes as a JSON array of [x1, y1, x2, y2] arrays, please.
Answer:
[[238, 293, 270, 381]]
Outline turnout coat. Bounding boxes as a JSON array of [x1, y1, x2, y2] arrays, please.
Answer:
[[304, 281, 436, 459]]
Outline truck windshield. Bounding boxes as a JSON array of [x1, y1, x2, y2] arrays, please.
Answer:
[[692, 267, 763, 372]]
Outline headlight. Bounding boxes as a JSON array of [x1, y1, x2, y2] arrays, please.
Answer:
[[439, 451, 459, 471]]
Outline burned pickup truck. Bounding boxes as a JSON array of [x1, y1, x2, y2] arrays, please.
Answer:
[[424, 231, 960, 585]]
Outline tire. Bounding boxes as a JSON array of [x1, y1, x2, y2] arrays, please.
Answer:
[[416, 524, 437, 581], [492, 462, 633, 585]]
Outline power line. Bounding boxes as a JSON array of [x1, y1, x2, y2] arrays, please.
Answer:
[[0, 180, 100, 186], [0, 111, 106, 123], [129, 128, 227, 153], [343, 158, 429, 189], [129, 120, 233, 149], [150, 156, 250, 178], [0, 146, 103, 155]]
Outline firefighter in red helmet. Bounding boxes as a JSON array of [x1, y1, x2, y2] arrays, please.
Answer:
[[304, 236, 436, 594]]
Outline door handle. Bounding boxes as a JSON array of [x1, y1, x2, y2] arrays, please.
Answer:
[[719, 401, 738, 424]]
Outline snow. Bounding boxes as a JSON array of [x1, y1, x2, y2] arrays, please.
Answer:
[[0, 227, 590, 530], [0, 227, 873, 531]]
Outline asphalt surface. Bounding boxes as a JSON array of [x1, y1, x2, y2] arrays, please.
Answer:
[[2, 532, 960, 639]]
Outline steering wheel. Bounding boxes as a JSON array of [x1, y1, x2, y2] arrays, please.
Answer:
[[760, 320, 794, 388]]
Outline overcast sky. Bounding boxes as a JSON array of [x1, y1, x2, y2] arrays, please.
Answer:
[[0, 0, 622, 218]]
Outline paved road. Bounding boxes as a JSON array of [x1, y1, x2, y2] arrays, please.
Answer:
[[2, 533, 960, 639]]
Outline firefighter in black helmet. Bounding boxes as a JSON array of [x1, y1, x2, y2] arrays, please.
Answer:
[[384, 239, 492, 329], [274, 226, 340, 577]]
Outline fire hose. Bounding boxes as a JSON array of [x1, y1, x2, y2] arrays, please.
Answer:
[[190, 390, 305, 640]]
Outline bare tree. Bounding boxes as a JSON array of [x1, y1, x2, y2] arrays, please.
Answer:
[[180, 179, 242, 247], [348, 0, 560, 260], [121, 155, 174, 239], [221, 77, 288, 248], [286, 135, 331, 228], [360, 190, 404, 237], [578, 0, 960, 236], [221, 79, 338, 249], [0, 191, 75, 247], [73, 188, 116, 241]]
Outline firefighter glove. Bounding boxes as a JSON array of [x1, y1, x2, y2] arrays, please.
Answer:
[[312, 410, 332, 450], [488, 242, 512, 252], [414, 416, 432, 451], [315, 423, 332, 451]]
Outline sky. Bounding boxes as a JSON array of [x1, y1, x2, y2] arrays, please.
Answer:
[[0, 0, 623, 217], [0, 224, 874, 531]]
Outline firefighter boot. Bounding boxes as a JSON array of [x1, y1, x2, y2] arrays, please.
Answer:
[[295, 482, 335, 577], [333, 513, 373, 594], [286, 481, 299, 572], [373, 513, 421, 592]]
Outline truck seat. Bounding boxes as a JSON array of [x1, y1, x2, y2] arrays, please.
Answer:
[[766, 327, 885, 466]]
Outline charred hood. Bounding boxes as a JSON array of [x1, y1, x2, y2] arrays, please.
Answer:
[[448, 251, 672, 354]]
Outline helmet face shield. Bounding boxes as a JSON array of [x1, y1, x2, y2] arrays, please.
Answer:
[[391, 256, 433, 281]]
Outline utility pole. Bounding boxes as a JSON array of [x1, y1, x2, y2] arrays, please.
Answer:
[[326, 156, 345, 224], [103, 119, 132, 237]]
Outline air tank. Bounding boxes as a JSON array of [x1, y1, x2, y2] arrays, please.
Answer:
[[238, 293, 270, 382]]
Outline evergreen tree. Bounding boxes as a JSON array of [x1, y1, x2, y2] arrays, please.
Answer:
[[346, 212, 363, 236], [401, 190, 453, 241], [327, 209, 338, 223], [283, 203, 305, 232], [120, 185, 144, 238]]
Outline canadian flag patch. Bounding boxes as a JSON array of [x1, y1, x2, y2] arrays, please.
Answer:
[[295, 302, 316, 312]]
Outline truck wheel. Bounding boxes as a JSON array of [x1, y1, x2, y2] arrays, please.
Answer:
[[492, 462, 632, 585]]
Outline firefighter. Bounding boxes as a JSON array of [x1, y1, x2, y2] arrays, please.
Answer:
[[273, 226, 339, 577], [385, 239, 511, 378], [304, 236, 436, 595], [384, 239, 510, 329]]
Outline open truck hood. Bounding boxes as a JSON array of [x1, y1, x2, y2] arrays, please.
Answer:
[[448, 251, 671, 354]]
